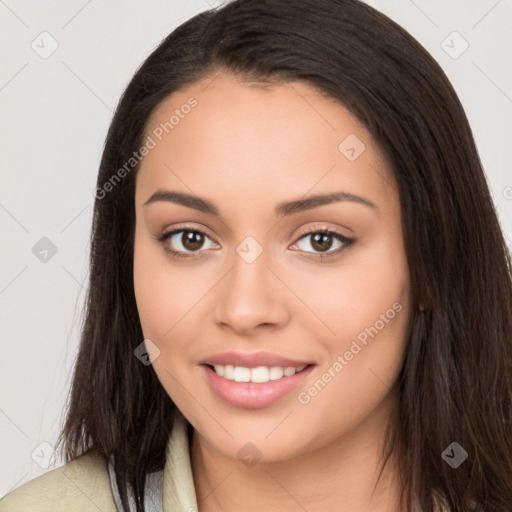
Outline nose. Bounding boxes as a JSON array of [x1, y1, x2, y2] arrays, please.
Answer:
[[214, 245, 290, 336]]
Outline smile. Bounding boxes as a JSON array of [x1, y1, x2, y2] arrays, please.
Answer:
[[201, 363, 315, 409], [210, 363, 308, 383]]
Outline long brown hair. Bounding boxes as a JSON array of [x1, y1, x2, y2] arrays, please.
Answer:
[[56, 1, 512, 510]]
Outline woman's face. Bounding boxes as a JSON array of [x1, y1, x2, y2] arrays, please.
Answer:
[[133, 72, 412, 462]]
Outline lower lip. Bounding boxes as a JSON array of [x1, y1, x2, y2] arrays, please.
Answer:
[[201, 364, 315, 409]]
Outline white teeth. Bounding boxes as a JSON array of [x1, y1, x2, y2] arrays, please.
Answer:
[[224, 365, 234, 380], [283, 366, 296, 376], [269, 367, 284, 380], [233, 367, 251, 382], [251, 366, 270, 383], [210, 364, 308, 383]]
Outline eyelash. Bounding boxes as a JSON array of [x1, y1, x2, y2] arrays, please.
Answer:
[[154, 226, 355, 261]]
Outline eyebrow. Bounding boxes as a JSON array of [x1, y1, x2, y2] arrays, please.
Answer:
[[143, 189, 378, 216]]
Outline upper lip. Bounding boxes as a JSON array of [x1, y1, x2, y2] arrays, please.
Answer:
[[202, 351, 314, 369]]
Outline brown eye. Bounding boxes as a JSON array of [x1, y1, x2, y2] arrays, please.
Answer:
[[156, 227, 218, 259], [291, 228, 355, 259], [310, 232, 335, 252], [181, 230, 205, 251]]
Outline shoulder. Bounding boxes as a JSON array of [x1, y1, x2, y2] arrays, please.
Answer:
[[0, 453, 117, 512]]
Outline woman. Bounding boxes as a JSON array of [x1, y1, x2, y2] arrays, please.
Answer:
[[2, 0, 511, 511]]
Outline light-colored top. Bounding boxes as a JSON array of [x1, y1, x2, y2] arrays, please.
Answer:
[[1, 413, 431, 511], [0, 412, 198, 512]]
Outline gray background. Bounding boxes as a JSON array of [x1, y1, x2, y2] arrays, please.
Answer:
[[1, 0, 511, 496]]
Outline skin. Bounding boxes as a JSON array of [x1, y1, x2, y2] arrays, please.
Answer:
[[133, 71, 413, 512]]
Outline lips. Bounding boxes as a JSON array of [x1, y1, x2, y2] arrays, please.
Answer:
[[202, 363, 316, 409], [201, 351, 314, 369]]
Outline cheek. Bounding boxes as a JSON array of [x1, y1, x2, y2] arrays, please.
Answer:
[[293, 239, 409, 338], [293, 263, 410, 438], [292, 235, 411, 405], [133, 234, 178, 338], [132, 236, 206, 417], [133, 235, 214, 351]]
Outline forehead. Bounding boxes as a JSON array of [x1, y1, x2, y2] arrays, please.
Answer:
[[135, 72, 397, 212]]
